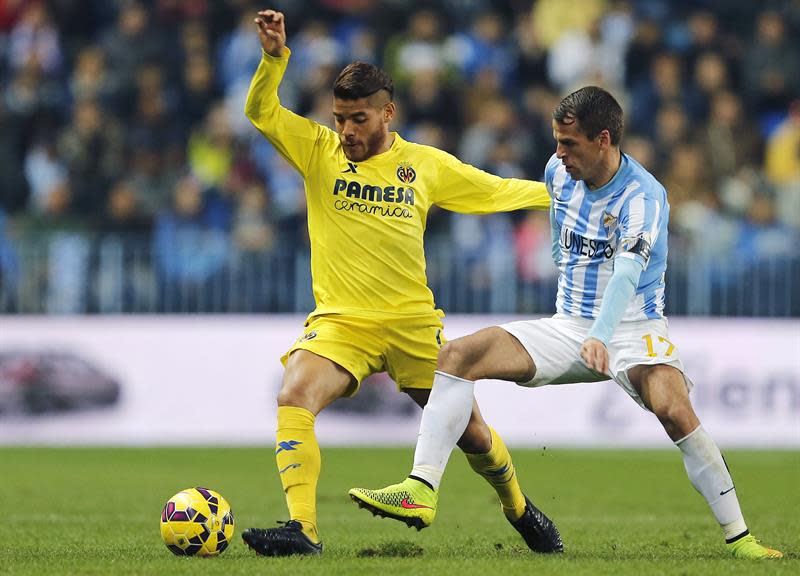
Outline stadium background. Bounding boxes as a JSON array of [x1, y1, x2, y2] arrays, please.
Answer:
[[0, 2, 797, 573], [0, 0, 797, 316], [0, 0, 797, 449]]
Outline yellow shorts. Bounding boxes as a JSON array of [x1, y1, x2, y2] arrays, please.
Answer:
[[281, 313, 446, 395]]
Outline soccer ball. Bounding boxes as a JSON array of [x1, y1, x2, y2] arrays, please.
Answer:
[[160, 487, 235, 556]]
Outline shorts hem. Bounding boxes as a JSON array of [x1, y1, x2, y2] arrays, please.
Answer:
[[612, 358, 693, 410], [497, 323, 546, 387], [281, 344, 363, 397]]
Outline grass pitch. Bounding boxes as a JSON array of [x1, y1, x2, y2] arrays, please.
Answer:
[[0, 447, 797, 575]]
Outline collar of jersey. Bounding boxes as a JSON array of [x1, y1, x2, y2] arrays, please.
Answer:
[[586, 153, 628, 196]]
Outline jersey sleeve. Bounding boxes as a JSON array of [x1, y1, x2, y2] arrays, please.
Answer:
[[244, 48, 327, 177], [586, 256, 644, 345], [430, 148, 550, 213], [616, 183, 662, 269]]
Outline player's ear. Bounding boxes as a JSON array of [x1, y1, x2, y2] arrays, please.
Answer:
[[597, 129, 612, 149], [383, 101, 396, 124]]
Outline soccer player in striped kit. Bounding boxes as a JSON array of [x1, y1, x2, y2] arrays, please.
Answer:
[[352, 87, 783, 560]]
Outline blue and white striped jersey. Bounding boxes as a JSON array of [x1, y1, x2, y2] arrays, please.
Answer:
[[544, 152, 669, 321]]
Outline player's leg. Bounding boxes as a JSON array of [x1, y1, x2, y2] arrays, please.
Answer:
[[404, 326, 535, 490], [402, 327, 531, 510], [437, 392, 562, 552], [349, 317, 582, 548], [348, 326, 532, 505], [626, 363, 698, 442], [455, 401, 529, 524], [274, 350, 356, 540], [244, 315, 383, 556], [350, 327, 562, 549], [349, 326, 524, 526], [242, 349, 354, 556], [412, 328, 560, 551], [627, 364, 782, 559]]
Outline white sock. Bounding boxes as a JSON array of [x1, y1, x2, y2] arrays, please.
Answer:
[[675, 425, 747, 541], [409, 371, 475, 489]]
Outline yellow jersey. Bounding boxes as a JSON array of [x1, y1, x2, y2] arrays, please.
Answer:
[[245, 49, 550, 319]]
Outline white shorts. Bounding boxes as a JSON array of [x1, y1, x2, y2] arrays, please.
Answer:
[[500, 314, 692, 410]]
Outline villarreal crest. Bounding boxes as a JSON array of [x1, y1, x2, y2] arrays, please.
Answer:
[[397, 162, 416, 184]]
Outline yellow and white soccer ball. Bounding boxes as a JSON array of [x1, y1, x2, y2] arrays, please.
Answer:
[[160, 487, 235, 556]]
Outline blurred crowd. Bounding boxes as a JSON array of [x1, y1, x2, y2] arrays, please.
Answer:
[[0, 0, 798, 313]]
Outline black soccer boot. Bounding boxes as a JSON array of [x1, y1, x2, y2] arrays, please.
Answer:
[[242, 520, 323, 556], [509, 495, 564, 553]]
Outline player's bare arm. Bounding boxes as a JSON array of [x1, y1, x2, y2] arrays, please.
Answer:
[[254, 9, 286, 56]]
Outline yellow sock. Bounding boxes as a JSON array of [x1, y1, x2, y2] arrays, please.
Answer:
[[275, 406, 321, 543], [465, 427, 526, 521]]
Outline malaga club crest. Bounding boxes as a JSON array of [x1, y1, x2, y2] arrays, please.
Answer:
[[397, 162, 416, 184], [602, 211, 618, 231]]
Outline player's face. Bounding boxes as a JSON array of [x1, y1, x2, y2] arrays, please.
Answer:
[[333, 95, 394, 162], [552, 118, 606, 184]]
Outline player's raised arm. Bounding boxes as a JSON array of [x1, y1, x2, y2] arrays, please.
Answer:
[[429, 149, 550, 214], [254, 9, 286, 57], [245, 9, 325, 176]]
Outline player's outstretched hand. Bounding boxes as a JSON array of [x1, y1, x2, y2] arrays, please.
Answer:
[[255, 9, 286, 57], [581, 338, 609, 375]]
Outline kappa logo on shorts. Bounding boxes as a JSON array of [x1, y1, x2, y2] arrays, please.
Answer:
[[435, 329, 442, 346], [299, 330, 318, 342]]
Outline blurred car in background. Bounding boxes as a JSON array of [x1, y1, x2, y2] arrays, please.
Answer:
[[0, 351, 120, 415]]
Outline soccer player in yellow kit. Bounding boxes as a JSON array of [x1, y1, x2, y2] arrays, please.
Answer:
[[240, 9, 562, 557]]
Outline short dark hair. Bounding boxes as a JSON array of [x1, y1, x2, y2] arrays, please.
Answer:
[[333, 62, 394, 101], [553, 86, 624, 146]]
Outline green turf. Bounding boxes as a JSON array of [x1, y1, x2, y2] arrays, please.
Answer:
[[0, 447, 797, 575]]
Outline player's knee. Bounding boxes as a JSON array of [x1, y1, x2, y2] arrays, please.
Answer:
[[437, 340, 472, 378], [652, 399, 690, 429], [641, 366, 694, 427], [276, 381, 314, 409]]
